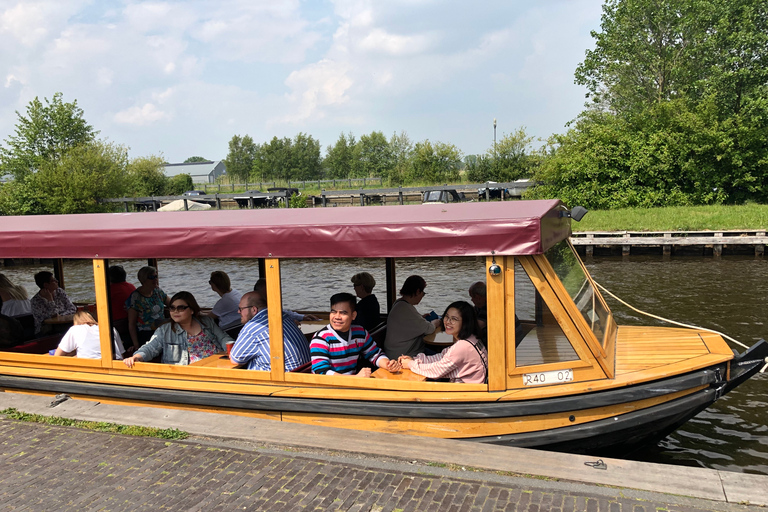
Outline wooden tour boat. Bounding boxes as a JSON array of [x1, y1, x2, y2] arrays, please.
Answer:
[[1, 199, 766, 455]]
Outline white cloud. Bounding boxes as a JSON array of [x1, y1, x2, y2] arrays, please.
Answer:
[[114, 103, 169, 126], [280, 59, 353, 123]]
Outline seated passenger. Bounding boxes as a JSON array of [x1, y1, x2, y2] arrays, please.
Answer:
[[383, 275, 440, 358], [208, 271, 243, 329], [30, 271, 77, 334], [0, 273, 32, 318], [230, 291, 309, 371], [108, 265, 136, 342], [54, 311, 125, 359], [399, 301, 487, 383], [122, 291, 232, 367], [311, 292, 401, 377], [351, 272, 380, 332], [0, 314, 24, 349], [468, 281, 487, 329], [126, 266, 170, 350], [253, 278, 320, 323]]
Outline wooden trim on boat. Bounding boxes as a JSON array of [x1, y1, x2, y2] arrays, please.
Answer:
[[486, 255, 506, 391], [94, 259, 114, 368], [265, 258, 285, 382], [504, 256, 517, 390]]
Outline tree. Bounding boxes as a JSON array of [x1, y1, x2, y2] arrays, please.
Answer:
[[357, 131, 394, 179], [289, 133, 323, 181], [388, 131, 414, 185], [324, 133, 357, 179], [410, 140, 462, 183], [468, 127, 535, 183], [33, 142, 128, 214], [223, 135, 257, 182], [0, 92, 97, 180], [126, 156, 168, 197], [166, 174, 194, 195], [184, 156, 210, 163]]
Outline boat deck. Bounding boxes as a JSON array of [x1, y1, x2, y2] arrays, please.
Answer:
[[615, 326, 734, 377]]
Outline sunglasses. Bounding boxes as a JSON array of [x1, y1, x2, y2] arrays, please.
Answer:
[[168, 305, 190, 312], [148, 275, 158, 280]]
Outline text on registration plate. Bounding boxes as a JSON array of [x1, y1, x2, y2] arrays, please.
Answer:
[[523, 369, 573, 386]]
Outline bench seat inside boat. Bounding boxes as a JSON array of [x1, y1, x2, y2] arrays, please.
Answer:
[[4, 334, 64, 354]]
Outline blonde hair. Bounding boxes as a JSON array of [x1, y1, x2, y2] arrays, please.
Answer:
[[73, 311, 97, 326], [0, 274, 29, 301], [351, 272, 376, 294]]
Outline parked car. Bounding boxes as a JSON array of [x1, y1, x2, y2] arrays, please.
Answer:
[[422, 189, 466, 204], [234, 190, 275, 209], [267, 187, 300, 205]]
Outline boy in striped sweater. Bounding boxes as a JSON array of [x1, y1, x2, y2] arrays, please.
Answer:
[[311, 292, 401, 377]]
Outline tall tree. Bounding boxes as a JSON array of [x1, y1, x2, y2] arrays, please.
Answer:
[[388, 131, 414, 185], [0, 92, 97, 180], [357, 131, 394, 179], [126, 156, 168, 197], [223, 135, 257, 182], [410, 140, 462, 183], [289, 133, 323, 181], [324, 132, 357, 179]]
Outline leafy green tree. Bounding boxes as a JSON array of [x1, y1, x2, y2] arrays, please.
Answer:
[[166, 174, 194, 195], [32, 142, 128, 214], [0, 175, 45, 216], [126, 156, 168, 197], [0, 92, 97, 180], [253, 136, 292, 181], [223, 135, 257, 182], [184, 156, 209, 163], [388, 131, 414, 185], [410, 140, 462, 183], [357, 131, 394, 179], [324, 133, 357, 179], [289, 133, 323, 181]]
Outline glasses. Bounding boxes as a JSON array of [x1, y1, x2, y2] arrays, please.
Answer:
[[443, 315, 461, 324], [148, 275, 158, 280], [238, 305, 254, 312], [168, 305, 190, 312]]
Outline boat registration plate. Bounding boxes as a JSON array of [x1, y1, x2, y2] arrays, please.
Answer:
[[523, 369, 573, 386]]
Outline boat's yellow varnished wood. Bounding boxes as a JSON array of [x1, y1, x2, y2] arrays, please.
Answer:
[[281, 386, 704, 438], [486, 255, 506, 391], [282, 371, 487, 393], [93, 259, 114, 368], [0, 353, 103, 368], [265, 258, 285, 383], [504, 256, 517, 390]]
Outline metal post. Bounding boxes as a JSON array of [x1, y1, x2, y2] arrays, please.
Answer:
[[398, 187, 404, 205], [183, 199, 189, 211]]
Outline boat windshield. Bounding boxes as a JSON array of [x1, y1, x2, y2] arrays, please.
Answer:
[[544, 241, 612, 347]]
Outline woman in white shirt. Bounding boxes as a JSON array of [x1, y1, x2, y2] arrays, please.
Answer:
[[54, 311, 125, 360]]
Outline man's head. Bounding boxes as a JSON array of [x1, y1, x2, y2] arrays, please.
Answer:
[[329, 292, 357, 333], [468, 281, 486, 308], [238, 291, 266, 324], [253, 278, 266, 301]]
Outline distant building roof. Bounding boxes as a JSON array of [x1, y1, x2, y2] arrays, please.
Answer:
[[163, 161, 226, 183]]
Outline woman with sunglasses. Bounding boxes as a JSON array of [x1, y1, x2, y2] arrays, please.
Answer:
[[398, 301, 488, 384], [126, 266, 170, 351], [123, 291, 233, 368]]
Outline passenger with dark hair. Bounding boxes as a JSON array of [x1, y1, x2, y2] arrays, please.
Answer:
[[310, 292, 400, 377], [125, 266, 169, 350], [399, 301, 487, 384], [30, 271, 76, 334], [108, 265, 136, 342], [382, 275, 441, 359], [123, 291, 232, 367], [208, 271, 242, 329], [350, 272, 380, 332]]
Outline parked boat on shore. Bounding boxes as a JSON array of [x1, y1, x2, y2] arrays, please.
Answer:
[[1, 199, 765, 455]]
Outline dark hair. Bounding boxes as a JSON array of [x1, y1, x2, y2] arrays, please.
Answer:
[[34, 271, 54, 289], [168, 291, 201, 333], [399, 275, 426, 297], [442, 301, 478, 341], [330, 292, 357, 312], [108, 265, 127, 284], [209, 271, 231, 292]]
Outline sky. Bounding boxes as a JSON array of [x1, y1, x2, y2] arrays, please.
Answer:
[[0, 0, 603, 164]]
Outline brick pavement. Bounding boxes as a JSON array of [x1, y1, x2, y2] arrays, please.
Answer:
[[0, 419, 759, 512]]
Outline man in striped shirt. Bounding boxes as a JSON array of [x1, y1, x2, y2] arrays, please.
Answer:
[[310, 292, 401, 377], [230, 292, 310, 371]]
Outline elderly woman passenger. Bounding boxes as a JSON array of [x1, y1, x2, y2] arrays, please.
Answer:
[[126, 266, 170, 350], [123, 291, 232, 368], [30, 271, 76, 334], [399, 301, 487, 384]]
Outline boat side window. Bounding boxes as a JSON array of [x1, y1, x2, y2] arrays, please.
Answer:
[[543, 241, 612, 347], [514, 259, 579, 367]]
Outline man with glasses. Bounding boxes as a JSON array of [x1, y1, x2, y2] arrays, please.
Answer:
[[230, 291, 309, 371]]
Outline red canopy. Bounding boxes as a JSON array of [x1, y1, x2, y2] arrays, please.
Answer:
[[0, 200, 570, 260]]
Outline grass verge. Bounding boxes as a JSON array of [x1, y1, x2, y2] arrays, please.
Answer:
[[0, 407, 189, 440], [572, 204, 768, 232]]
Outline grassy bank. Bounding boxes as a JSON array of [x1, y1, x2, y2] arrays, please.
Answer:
[[572, 204, 768, 232]]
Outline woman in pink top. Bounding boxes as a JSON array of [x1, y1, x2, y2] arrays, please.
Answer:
[[398, 301, 487, 383]]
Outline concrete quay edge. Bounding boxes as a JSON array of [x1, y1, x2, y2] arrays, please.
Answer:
[[1, 391, 767, 507]]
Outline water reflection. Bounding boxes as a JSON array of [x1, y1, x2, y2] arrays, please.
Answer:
[[2, 254, 766, 474]]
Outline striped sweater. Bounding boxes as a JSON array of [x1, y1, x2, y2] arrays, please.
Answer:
[[310, 324, 385, 375]]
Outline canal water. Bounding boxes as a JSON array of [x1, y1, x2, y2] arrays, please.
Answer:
[[2, 255, 766, 474]]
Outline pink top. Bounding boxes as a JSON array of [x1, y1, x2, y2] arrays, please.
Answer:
[[408, 335, 487, 383]]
